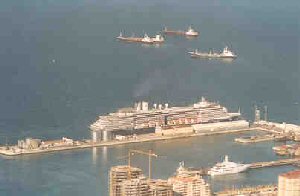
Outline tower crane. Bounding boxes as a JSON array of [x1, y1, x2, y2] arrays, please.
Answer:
[[128, 149, 158, 180]]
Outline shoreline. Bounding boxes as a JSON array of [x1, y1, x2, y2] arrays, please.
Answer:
[[0, 128, 255, 157]]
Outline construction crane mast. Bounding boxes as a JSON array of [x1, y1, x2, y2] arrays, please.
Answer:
[[128, 149, 158, 180]]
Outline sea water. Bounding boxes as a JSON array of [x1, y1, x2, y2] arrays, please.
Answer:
[[0, 0, 299, 195]]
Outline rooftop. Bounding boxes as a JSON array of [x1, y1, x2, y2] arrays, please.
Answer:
[[280, 170, 300, 179], [110, 165, 142, 172], [169, 175, 203, 183]]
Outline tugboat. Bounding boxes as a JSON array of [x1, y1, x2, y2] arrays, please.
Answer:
[[208, 155, 250, 176], [188, 46, 237, 59]]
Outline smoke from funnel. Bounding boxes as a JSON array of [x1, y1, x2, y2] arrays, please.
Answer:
[[133, 69, 165, 98]]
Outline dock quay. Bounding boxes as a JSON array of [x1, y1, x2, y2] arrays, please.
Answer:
[[234, 134, 288, 144], [251, 107, 300, 137], [0, 128, 253, 156], [215, 184, 277, 196], [178, 158, 300, 177], [187, 158, 300, 176], [252, 120, 300, 141], [253, 121, 300, 134], [249, 158, 300, 169]]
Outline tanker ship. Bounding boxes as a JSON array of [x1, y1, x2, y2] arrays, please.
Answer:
[[90, 97, 248, 142], [117, 32, 164, 44], [163, 26, 199, 37]]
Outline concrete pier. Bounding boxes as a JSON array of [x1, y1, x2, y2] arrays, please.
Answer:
[[234, 134, 288, 143], [190, 158, 300, 177], [253, 120, 300, 135], [215, 184, 277, 196], [0, 128, 253, 157], [249, 158, 300, 169]]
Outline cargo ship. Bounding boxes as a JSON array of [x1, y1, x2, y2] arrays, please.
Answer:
[[188, 46, 237, 59], [90, 97, 247, 142], [163, 26, 199, 37], [117, 32, 164, 44]]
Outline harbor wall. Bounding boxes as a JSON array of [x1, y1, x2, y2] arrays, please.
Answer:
[[192, 120, 249, 133], [92, 120, 249, 141], [254, 121, 300, 134], [155, 125, 194, 136]]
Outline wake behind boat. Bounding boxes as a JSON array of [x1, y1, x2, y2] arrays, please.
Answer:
[[189, 46, 237, 59], [208, 155, 250, 176]]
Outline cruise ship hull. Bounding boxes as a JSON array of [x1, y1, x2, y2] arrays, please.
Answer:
[[90, 98, 243, 141]]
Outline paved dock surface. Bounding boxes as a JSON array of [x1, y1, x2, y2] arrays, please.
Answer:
[[0, 128, 252, 156], [215, 184, 277, 196], [249, 158, 300, 169]]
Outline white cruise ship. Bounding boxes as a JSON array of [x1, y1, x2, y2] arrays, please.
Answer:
[[208, 155, 250, 176], [90, 97, 245, 141]]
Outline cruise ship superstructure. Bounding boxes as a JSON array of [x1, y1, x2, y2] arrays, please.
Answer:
[[90, 97, 245, 142]]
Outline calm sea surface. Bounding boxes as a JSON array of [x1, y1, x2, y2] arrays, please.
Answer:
[[0, 0, 299, 195]]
